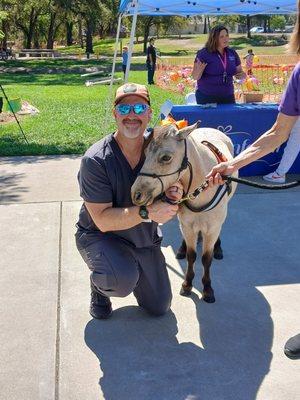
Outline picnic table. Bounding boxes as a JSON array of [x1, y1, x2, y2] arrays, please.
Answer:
[[17, 49, 60, 58]]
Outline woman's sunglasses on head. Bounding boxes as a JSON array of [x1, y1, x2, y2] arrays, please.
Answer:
[[115, 103, 149, 116]]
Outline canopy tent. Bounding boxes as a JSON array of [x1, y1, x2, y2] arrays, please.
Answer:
[[113, 0, 297, 84], [104, 0, 296, 128], [119, 0, 297, 16]]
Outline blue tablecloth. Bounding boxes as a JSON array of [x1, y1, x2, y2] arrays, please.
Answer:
[[170, 103, 300, 177]]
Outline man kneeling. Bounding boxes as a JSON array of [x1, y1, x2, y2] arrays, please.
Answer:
[[75, 83, 182, 319]]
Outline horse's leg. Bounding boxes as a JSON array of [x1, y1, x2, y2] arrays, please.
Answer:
[[180, 229, 198, 296], [201, 232, 220, 303], [176, 231, 202, 259], [213, 236, 223, 260], [176, 239, 186, 259]]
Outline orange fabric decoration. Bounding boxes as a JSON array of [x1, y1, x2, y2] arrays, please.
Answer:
[[160, 115, 188, 129]]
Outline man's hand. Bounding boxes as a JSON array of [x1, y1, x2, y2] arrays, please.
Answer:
[[146, 182, 183, 224], [147, 201, 179, 224], [206, 162, 236, 188]]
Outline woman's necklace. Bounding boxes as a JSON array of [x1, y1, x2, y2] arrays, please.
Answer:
[[217, 49, 228, 83]]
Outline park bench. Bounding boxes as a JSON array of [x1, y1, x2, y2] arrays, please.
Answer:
[[17, 49, 60, 58]]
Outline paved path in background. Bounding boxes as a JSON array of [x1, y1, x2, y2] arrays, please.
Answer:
[[1, 155, 300, 400]]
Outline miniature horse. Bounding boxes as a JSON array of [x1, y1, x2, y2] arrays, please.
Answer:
[[131, 123, 237, 302]]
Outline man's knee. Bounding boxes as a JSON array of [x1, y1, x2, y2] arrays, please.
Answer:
[[145, 299, 172, 316], [92, 265, 139, 298], [140, 288, 172, 316]]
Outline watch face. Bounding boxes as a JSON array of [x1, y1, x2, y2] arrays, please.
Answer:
[[139, 206, 149, 219]]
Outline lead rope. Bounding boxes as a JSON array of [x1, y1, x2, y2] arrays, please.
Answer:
[[163, 175, 300, 206], [224, 175, 300, 190]]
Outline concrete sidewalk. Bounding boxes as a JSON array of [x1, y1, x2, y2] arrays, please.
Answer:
[[1, 155, 300, 400]]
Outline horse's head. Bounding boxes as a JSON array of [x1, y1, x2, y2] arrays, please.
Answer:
[[131, 121, 200, 206]]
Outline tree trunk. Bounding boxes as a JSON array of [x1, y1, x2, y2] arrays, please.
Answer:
[[143, 17, 153, 53], [46, 12, 56, 49], [26, 7, 39, 48], [85, 19, 94, 54], [203, 17, 207, 34], [33, 30, 39, 48], [246, 15, 251, 39], [263, 18, 267, 33], [78, 20, 84, 49], [2, 19, 8, 49], [66, 21, 73, 46], [26, 9, 35, 48]]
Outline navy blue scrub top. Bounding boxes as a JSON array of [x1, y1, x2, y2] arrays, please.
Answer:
[[77, 133, 161, 248]]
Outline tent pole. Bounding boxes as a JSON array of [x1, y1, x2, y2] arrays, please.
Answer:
[[110, 12, 123, 91], [125, 0, 139, 83], [102, 13, 123, 132]]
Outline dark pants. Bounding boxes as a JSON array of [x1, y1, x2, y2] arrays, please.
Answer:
[[195, 90, 236, 105], [75, 231, 172, 316], [122, 64, 126, 76], [147, 63, 156, 84]]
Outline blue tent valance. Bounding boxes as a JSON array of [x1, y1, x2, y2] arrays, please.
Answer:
[[119, 0, 296, 16]]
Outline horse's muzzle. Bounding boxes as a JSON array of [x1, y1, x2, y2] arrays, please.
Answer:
[[131, 188, 152, 206]]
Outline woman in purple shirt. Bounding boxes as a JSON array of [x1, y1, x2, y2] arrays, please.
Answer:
[[206, 5, 300, 360], [192, 25, 246, 104]]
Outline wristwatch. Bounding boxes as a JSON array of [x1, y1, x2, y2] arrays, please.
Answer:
[[139, 205, 149, 220]]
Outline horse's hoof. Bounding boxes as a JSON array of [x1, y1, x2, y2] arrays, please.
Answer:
[[202, 296, 216, 303], [202, 290, 215, 303], [214, 248, 223, 260], [176, 250, 186, 259], [180, 286, 192, 296], [203, 295, 215, 303]]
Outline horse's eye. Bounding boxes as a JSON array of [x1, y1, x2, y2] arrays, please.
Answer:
[[159, 154, 172, 163]]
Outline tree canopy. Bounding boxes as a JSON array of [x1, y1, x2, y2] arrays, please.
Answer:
[[0, 0, 295, 52]]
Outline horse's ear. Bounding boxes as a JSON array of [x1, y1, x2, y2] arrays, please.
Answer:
[[177, 120, 201, 140]]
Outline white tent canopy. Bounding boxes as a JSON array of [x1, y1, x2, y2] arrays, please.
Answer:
[[113, 0, 297, 84], [105, 0, 296, 126], [119, 0, 297, 16]]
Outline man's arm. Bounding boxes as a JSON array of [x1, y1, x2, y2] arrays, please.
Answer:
[[85, 199, 179, 232]]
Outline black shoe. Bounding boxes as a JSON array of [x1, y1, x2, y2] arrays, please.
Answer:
[[90, 282, 112, 319], [284, 333, 300, 359]]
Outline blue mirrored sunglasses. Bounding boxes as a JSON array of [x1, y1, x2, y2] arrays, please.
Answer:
[[115, 103, 149, 116]]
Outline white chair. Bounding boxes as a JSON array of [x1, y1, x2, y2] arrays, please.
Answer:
[[185, 92, 197, 105]]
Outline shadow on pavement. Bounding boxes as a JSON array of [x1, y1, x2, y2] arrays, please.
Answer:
[[0, 172, 28, 203], [0, 154, 80, 165], [85, 309, 207, 400], [84, 295, 271, 400]]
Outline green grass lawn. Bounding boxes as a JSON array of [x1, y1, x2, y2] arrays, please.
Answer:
[[0, 59, 183, 156], [59, 33, 290, 57]]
